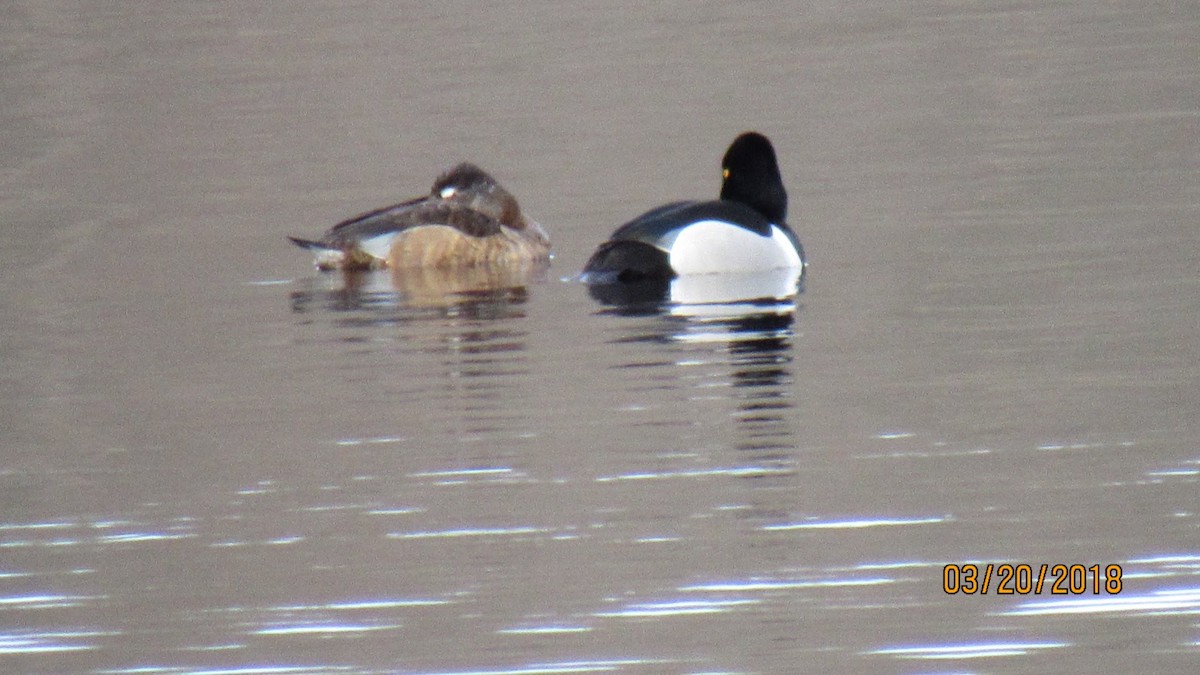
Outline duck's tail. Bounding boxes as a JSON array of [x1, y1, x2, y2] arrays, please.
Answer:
[[289, 236, 351, 271], [287, 236, 328, 251]]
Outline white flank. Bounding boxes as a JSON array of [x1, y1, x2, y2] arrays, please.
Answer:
[[358, 232, 399, 262], [667, 220, 801, 274], [311, 248, 347, 269]]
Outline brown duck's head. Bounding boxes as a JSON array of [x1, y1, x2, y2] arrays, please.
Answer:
[[431, 163, 524, 229]]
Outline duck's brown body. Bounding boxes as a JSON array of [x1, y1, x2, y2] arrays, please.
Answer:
[[290, 163, 550, 271], [387, 224, 552, 270]]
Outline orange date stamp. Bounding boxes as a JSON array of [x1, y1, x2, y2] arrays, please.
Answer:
[[943, 563, 1123, 595]]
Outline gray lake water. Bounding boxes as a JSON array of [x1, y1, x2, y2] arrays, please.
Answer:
[[3, 2, 1199, 673]]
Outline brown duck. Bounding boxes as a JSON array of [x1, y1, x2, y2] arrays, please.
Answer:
[[290, 163, 551, 271]]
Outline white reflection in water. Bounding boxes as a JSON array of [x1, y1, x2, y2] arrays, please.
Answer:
[[366, 507, 425, 515], [1146, 468, 1200, 477], [389, 525, 553, 539], [594, 598, 759, 618], [1005, 587, 1200, 616], [762, 515, 950, 531], [296, 503, 368, 513], [237, 596, 456, 644], [0, 630, 112, 654], [1145, 456, 1200, 480], [679, 577, 894, 592], [0, 537, 84, 548], [97, 531, 196, 544], [406, 466, 536, 487], [334, 435, 407, 446], [211, 536, 306, 548], [665, 269, 803, 310], [181, 643, 245, 652], [108, 662, 360, 667], [1036, 442, 1106, 451], [409, 659, 671, 674], [496, 625, 593, 635], [0, 593, 104, 608], [253, 622, 401, 635], [0, 521, 75, 532], [868, 641, 1068, 659], [856, 446, 992, 460], [0, 518, 185, 549], [853, 560, 934, 571], [410, 467, 515, 477], [595, 465, 793, 482], [272, 598, 451, 610], [1128, 553, 1200, 572]]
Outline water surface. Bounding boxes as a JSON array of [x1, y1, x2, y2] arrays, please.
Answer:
[[3, 2, 1199, 673]]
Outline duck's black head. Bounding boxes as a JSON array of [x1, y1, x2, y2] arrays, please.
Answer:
[[719, 132, 787, 224], [431, 162, 522, 227]]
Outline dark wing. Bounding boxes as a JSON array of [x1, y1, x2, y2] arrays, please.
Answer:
[[326, 194, 427, 237], [318, 199, 503, 247], [582, 240, 672, 282]]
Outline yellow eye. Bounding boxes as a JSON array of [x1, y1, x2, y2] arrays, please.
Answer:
[[722, 168, 730, 179]]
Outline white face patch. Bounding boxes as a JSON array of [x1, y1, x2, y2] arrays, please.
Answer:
[[668, 220, 802, 274], [439, 186, 458, 199]]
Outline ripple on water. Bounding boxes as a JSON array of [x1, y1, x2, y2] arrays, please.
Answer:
[[495, 625, 594, 635], [229, 596, 458, 647], [761, 515, 951, 531], [593, 598, 760, 618], [0, 629, 113, 654], [1005, 587, 1200, 617], [99, 662, 360, 667], [991, 554, 1200, 622], [251, 622, 401, 636], [678, 577, 895, 592], [388, 525, 555, 540], [594, 465, 794, 482], [867, 641, 1069, 660], [0, 593, 105, 609], [402, 659, 678, 674]]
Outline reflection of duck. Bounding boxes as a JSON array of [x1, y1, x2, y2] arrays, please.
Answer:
[[597, 299, 799, 469], [588, 267, 803, 312], [289, 163, 551, 271], [388, 261, 541, 309], [285, 267, 530, 319], [583, 132, 806, 283], [289, 268, 532, 321]]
